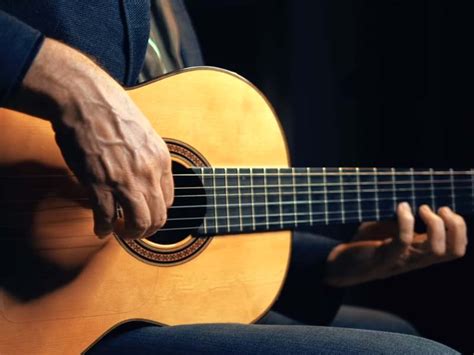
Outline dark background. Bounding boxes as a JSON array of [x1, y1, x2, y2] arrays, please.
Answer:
[[186, 0, 474, 352]]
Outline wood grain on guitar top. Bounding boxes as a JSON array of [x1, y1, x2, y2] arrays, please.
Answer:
[[0, 67, 292, 354]]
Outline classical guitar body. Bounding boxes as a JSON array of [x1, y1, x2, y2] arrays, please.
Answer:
[[0, 68, 291, 354]]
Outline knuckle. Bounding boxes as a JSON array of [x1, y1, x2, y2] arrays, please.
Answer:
[[453, 216, 466, 230], [453, 246, 467, 258], [132, 217, 151, 234], [159, 150, 172, 171], [430, 215, 444, 230], [155, 212, 167, 228], [402, 213, 415, 225]]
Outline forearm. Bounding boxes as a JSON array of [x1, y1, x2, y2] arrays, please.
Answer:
[[5, 38, 118, 122]]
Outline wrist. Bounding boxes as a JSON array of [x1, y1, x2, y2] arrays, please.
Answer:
[[323, 240, 386, 287]]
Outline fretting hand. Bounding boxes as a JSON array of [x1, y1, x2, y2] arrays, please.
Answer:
[[324, 202, 468, 287]]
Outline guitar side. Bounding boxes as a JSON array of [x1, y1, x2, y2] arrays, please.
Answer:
[[0, 67, 291, 354]]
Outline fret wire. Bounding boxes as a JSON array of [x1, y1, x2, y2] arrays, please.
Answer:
[[391, 168, 397, 211], [237, 168, 243, 231], [450, 168, 456, 211], [225, 169, 231, 232], [292, 170, 298, 227], [410, 168, 416, 211], [264, 168, 270, 229], [373, 167, 380, 220], [201, 167, 208, 234], [212, 168, 219, 233], [322, 167, 329, 225], [429, 168, 435, 210], [339, 168, 345, 223], [356, 167, 362, 222], [278, 169, 284, 228], [306, 167, 313, 226], [250, 169, 256, 229]]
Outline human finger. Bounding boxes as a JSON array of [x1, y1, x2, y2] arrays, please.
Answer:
[[116, 189, 151, 240], [396, 202, 415, 247], [160, 156, 174, 209], [438, 207, 468, 258], [419, 204, 446, 256], [90, 186, 115, 238], [143, 180, 168, 238]]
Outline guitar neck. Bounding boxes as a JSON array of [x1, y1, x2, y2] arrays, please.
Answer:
[[190, 167, 474, 236]]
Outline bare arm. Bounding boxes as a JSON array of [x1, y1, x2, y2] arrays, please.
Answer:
[[5, 38, 174, 240]]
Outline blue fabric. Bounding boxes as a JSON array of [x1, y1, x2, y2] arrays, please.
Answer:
[[331, 305, 419, 335], [0, 0, 203, 106], [261, 305, 419, 337], [87, 322, 457, 354], [0, 10, 44, 105]]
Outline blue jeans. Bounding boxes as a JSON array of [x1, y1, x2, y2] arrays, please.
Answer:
[[87, 308, 456, 354]]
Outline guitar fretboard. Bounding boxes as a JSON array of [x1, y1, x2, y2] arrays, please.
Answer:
[[182, 167, 474, 236]]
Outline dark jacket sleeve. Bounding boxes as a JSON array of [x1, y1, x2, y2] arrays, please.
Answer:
[[0, 10, 44, 106]]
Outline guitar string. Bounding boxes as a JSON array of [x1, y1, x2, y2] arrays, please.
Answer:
[[2, 184, 472, 205], [2, 169, 474, 179], [2, 177, 472, 197], [0, 206, 455, 239], [1, 187, 470, 223], [7, 202, 465, 226]]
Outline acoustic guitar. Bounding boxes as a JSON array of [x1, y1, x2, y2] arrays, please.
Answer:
[[0, 67, 472, 354]]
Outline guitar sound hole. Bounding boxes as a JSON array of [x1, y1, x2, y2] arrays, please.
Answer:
[[146, 161, 207, 245]]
